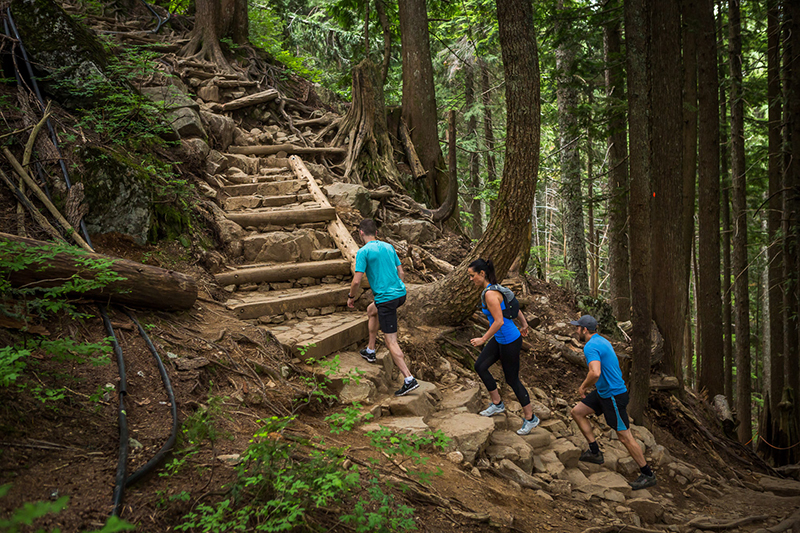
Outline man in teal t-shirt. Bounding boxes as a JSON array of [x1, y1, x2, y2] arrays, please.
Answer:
[[347, 219, 418, 396], [569, 314, 657, 491]]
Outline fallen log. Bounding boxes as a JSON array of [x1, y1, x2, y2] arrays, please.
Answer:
[[228, 144, 347, 157], [294, 113, 338, 127], [650, 375, 680, 391], [219, 88, 279, 112], [0, 232, 197, 311], [408, 244, 454, 274]]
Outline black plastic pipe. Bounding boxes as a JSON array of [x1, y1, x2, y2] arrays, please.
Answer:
[[123, 310, 178, 487]]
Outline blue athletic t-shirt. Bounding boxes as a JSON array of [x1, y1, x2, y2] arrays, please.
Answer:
[[584, 334, 627, 397], [355, 240, 406, 304], [482, 300, 521, 345]]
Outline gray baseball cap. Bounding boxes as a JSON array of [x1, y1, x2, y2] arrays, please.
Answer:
[[570, 314, 598, 332]]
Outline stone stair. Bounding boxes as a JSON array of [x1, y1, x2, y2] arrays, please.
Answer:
[[210, 153, 368, 359]]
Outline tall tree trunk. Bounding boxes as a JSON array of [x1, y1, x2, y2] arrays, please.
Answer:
[[465, 64, 483, 239], [682, 0, 698, 396], [399, 0, 448, 207], [697, 0, 724, 399], [766, 0, 785, 422], [650, 0, 686, 389], [783, 0, 800, 463], [181, 0, 248, 69], [729, 0, 752, 444], [588, 123, 598, 297], [718, 0, 734, 405], [625, 0, 652, 424], [376, 0, 391, 86], [405, 0, 540, 326], [481, 59, 498, 200], [604, 5, 631, 321], [555, 0, 589, 295]]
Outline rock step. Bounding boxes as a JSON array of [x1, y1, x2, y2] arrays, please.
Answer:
[[216, 259, 352, 286], [225, 206, 336, 227], [222, 179, 306, 198], [224, 173, 293, 185], [304, 349, 396, 403], [226, 284, 351, 319], [224, 194, 314, 211], [271, 312, 369, 359]]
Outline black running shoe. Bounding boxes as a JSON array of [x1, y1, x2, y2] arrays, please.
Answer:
[[629, 473, 657, 490], [360, 348, 377, 363], [394, 378, 419, 396], [579, 449, 605, 465]]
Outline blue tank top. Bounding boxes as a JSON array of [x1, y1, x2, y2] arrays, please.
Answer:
[[482, 300, 521, 345]]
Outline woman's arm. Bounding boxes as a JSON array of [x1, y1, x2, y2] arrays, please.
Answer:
[[517, 309, 529, 337], [470, 291, 505, 346]]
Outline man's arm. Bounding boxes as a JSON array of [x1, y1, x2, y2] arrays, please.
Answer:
[[579, 360, 602, 398], [347, 272, 364, 308], [397, 264, 405, 282]]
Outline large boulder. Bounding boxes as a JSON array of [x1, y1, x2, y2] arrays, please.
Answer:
[[427, 413, 495, 464], [323, 182, 372, 217], [389, 219, 440, 244], [243, 230, 332, 263], [488, 430, 534, 473], [200, 110, 236, 151], [386, 381, 441, 417], [10, 0, 112, 109], [79, 146, 152, 244]]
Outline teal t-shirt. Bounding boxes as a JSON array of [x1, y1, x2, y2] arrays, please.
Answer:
[[584, 334, 627, 397], [355, 240, 406, 304]]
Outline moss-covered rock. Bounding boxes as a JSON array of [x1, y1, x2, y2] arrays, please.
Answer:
[[78, 146, 152, 244], [10, 0, 113, 108]]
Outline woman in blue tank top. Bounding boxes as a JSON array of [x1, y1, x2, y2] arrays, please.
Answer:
[[468, 258, 540, 435]]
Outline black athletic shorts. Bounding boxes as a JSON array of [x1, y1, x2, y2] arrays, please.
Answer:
[[375, 295, 406, 334], [581, 389, 631, 431]]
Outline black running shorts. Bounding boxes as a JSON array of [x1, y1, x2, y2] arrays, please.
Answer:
[[375, 295, 406, 333], [581, 389, 631, 431]]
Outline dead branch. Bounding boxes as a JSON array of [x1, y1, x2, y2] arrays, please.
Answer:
[[752, 508, 800, 533], [399, 118, 426, 180], [0, 168, 66, 243], [686, 515, 768, 531]]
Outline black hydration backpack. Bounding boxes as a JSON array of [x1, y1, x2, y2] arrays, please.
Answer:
[[480, 284, 521, 320]]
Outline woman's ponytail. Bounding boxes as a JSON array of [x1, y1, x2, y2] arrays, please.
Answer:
[[468, 258, 498, 284]]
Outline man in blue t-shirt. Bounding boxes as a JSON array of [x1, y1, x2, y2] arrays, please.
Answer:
[[569, 315, 657, 491], [347, 219, 418, 396]]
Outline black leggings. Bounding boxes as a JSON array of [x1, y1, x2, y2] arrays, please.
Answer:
[[474, 336, 530, 407]]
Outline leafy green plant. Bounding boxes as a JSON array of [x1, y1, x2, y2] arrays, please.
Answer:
[[0, 483, 134, 533], [325, 403, 373, 434]]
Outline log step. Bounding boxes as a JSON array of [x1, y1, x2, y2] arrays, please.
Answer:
[[216, 259, 352, 286], [222, 179, 306, 198], [270, 313, 369, 359], [224, 194, 314, 211], [226, 285, 350, 319], [225, 206, 336, 227]]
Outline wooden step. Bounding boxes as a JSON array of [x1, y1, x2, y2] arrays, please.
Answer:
[[222, 179, 305, 198], [226, 285, 350, 319], [270, 313, 369, 359], [225, 206, 336, 227], [216, 259, 351, 286], [224, 194, 314, 211]]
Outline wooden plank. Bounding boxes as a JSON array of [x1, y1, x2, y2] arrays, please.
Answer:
[[0, 232, 197, 311], [225, 206, 336, 227], [215, 259, 352, 286], [229, 144, 348, 157]]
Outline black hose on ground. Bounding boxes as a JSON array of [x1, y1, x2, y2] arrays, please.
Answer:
[[123, 309, 178, 487], [99, 306, 129, 517]]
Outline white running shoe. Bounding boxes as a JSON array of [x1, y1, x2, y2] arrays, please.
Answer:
[[480, 401, 506, 417], [516, 414, 540, 435]]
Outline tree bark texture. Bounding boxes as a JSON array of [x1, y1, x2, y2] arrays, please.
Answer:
[[481, 59, 498, 201], [399, 0, 447, 206], [766, 0, 784, 417], [729, 0, 752, 444], [0, 233, 197, 311], [718, 0, 734, 405], [404, 0, 540, 326], [625, 0, 653, 424], [555, 0, 589, 295], [376, 0, 391, 86], [696, 0, 724, 399], [784, 0, 800, 414], [650, 0, 687, 391], [465, 63, 483, 239], [603, 7, 631, 321], [181, 0, 248, 68]]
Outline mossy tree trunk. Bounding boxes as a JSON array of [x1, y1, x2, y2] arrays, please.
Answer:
[[404, 0, 540, 326]]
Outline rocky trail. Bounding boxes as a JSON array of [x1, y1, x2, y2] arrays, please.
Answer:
[[2, 3, 800, 532]]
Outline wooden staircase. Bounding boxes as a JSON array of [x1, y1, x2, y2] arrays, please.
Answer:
[[215, 155, 367, 358]]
